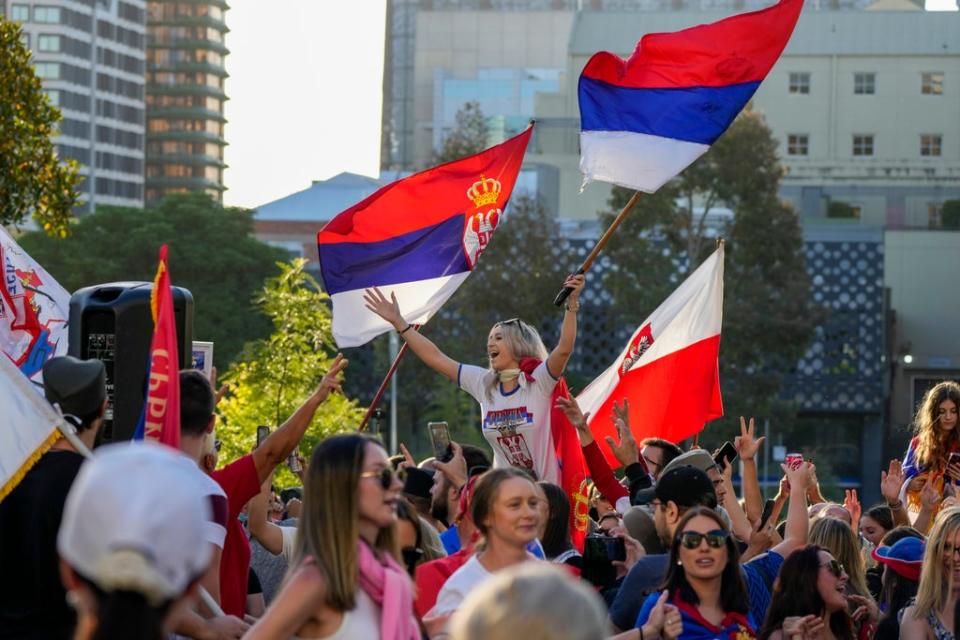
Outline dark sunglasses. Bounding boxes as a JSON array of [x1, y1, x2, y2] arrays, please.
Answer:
[[360, 466, 405, 490], [498, 318, 528, 335], [821, 559, 845, 578], [679, 529, 729, 549], [214, 439, 222, 452]]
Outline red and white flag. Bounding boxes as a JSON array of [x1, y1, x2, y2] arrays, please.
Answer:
[[578, 244, 724, 462]]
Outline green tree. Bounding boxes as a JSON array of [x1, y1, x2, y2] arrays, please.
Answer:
[[217, 260, 364, 486], [0, 17, 81, 235], [601, 110, 820, 445], [941, 200, 960, 230], [433, 101, 490, 164], [18, 192, 286, 368]]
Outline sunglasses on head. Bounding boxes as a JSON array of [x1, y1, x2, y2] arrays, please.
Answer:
[[360, 466, 406, 490], [821, 559, 845, 578], [679, 529, 729, 549]]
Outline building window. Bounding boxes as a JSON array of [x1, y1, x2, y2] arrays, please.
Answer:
[[922, 73, 944, 95], [854, 73, 875, 95], [852, 135, 874, 156], [10, 4, 30, 21], [33, 6, 61, 23], [45, 89, 60, 106], [37, 34, 60, 52], [929, 203, 943, 229], [921, 134, 942, 157], [19, 32, 29, 48], [789, 72, 810, 94], [34, 62, 60, 79], [787, 134, 809, 156]]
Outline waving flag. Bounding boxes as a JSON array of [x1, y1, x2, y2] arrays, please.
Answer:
[[133, 245, 180, 448], [318, 127, 533, 348], [578, 244, 724, 462], [578, 0, 803, 192], [0, 227, 70, 388]]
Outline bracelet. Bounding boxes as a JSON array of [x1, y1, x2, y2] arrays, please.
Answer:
[[565, 300, 580, 312], [888, 500, 904, 510], [399, 324, 414, 335]]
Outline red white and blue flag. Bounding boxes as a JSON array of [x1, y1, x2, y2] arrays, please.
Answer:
[[577, 244, 724, 459], [317, 126, 533, 348], [578, 0, 803, 192], [133, 245, 180, 448]]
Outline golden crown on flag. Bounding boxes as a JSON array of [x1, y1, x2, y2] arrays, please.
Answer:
[[467, 175, 501, 208]]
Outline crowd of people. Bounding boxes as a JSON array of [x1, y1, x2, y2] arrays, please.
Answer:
[[3, 277, 960, 639]]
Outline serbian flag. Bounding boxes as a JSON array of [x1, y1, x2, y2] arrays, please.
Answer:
[[578, 0, 802, 192], [577, 244, 724, 461], [132, 245, 180, 448], [317, 126, 533, 348]]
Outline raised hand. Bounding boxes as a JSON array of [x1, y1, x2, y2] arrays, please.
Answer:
[[644, 591, 671, 636], [783, 615, 823, 640], [555, 396, 593, 445], [362, 286, 405, 328], [907, 472, 929, 494], [844, 489, 862, 528], [210, 366, 230, 405], [782, 460, 814, 494], [881, 459, 905, 505], [606, 399, 639, 467], [312, 353, 347, 403], [564, 273, 586, 305], [434, 441, 468, 489], [398, 442, 416, 470], [734, 416, 765, 461], [920, 477, 941, 510], [848, 594, 879, 624]]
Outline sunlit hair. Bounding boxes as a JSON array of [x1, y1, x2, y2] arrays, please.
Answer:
[[758, 545, 854, 640], [661, 507, 749, 617], [483, 319, 549, 398], [809, 517, 868, 598], [913, 381, 960, 471], [911, 507, 960, 621], [448, 563, 606, 640], [863, 505, 894, 532], [290, 433, 397, 611], [471, 468, 539, 542]]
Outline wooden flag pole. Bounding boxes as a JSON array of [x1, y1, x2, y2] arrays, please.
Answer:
[[553, 190, 644, 306], [358, 325, 421, 432]]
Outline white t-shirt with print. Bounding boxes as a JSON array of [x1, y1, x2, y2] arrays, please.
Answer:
[[458, 361, 560, 483]]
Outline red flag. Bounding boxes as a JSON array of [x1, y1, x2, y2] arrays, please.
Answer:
[[134, 245, 180, 448], [577, 245, 724, 464], [520, 358, 589, 552]]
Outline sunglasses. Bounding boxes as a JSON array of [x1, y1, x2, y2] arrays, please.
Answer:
[[821, 559, 845, 578], [360, 466, 405, 490], [214, 439, 222, 452], [679, 529, 729, 549], [498, 318, 528, 335]]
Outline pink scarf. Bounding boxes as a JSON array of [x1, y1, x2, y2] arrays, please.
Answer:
[[357, 540, 420, 640]]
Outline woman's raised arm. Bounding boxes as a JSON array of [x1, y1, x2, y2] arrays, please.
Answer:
[[546, 274, 585, 379]]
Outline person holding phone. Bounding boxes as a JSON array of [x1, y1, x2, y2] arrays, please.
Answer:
[[900, 381, 960, 521], [363, 275, 585, 483]]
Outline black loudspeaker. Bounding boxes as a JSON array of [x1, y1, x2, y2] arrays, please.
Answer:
[[68, 282, 193, 443]]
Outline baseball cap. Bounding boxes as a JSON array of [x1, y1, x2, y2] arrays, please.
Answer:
[[58, 443, 212, 605], [660, 449, 718, 478], [403, 467, 435, 500], [42, 356, 106, 422], [871, 537, 924, 581], [650, 466, 718, 509]]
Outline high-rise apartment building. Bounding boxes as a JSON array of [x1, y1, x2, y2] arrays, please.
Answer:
[[144, 0, 227, 204], [5, 0, 147, 210]]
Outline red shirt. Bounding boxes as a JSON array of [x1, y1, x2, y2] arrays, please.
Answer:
[[211, 454, 260, 618], [414, 549, 471, 618]]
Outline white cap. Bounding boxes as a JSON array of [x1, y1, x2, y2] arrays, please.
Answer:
[[58, 443, 212, 606]]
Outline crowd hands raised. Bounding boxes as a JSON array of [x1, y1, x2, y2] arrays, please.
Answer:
[[7, 288, 960, 640]]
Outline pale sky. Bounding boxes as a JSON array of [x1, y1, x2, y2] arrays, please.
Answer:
[[223, 0, 956, 209], [223, 0, 387, 209]]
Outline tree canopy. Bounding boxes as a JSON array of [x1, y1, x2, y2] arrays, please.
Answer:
[[0, 17, 81, 235], [18, 192, 287, 368]]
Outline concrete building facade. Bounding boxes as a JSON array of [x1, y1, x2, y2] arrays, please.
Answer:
[[5, 0, 147, 210]]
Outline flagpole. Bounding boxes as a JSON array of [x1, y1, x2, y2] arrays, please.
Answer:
[[553, 190, 644, 306], [358, 325, 421, 432]]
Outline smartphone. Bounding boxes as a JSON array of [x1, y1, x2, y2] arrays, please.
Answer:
[[713, 441, 738, 470], [759, 498, 776, 530], [582, 535, 626, 588], [256, 425, 270, 448], [287, 451, 302, 474], [428, 421, 452, 461]]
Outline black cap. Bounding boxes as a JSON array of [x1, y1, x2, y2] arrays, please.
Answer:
[[652, 466, 717, 510], [403, 467, 435, 501], [42, 356, 106, 420]]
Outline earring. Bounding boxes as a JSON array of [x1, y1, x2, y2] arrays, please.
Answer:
[[65, 590, 81, 609], [677, 559, 682, 565]]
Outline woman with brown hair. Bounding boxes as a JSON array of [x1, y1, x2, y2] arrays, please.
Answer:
[[246, 434, 418, 640], [900, 381, 960, 522]]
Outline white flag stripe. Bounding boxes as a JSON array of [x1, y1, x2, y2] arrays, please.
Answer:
[[576, 245, 724, 414], [330, 272, 470, 348], [579, 130, 709, 194], [0, 354, 62, 500]]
